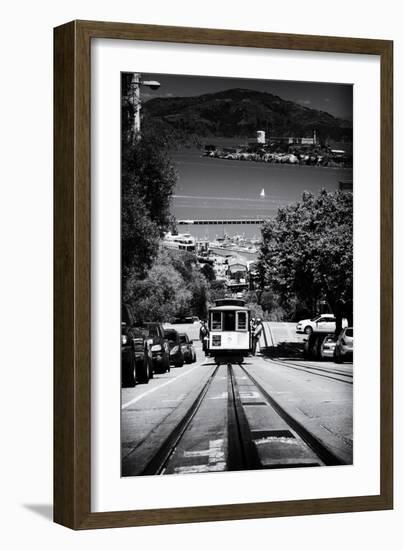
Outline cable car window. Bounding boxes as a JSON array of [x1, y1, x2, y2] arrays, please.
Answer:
[[236, 311, 247, 331], [211, 311, 222, 331], [223, 311, 235, 331]]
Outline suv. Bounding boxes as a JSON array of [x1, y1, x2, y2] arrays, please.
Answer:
[[121, 321, 136, 387], [129, 326, 153, 383], [122, 305, 152, 384], [163, 328, 185, 368], [143, 322, 170, 374], [296, 314, 348, 335]]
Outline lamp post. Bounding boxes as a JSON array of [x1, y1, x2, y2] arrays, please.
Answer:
[[131, 73, 161, 141]]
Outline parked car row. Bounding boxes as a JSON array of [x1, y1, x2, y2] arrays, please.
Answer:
[[121, 306, 197, 387], [303, 328, 353, 363]]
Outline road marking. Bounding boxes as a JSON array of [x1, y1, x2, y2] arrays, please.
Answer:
[[240, 390, 261, 400], [162, 394, 185, 403], [184, 439, 225, 460], [175, 439, 226, 474], [173, 463, 226, 474], [122, 366, 202, 409], [208, 392, 228, 400]]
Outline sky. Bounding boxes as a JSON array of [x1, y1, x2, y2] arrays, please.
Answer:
[[138, 73, 353, 120]]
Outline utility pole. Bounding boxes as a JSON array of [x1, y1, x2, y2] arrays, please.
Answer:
[[130, 73, 161, 142]]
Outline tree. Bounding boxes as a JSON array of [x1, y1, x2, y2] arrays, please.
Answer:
[[209, 280, 227, 303], [200, 263, 216, 282], [171, 252, 210, 318], [124, 251, 192, 322], [258, 190, 353, 333], [121, 74, 177, 293]]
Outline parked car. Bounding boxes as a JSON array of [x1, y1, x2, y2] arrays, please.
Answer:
[[171, 316, 199, 324], [303, 332, 334, 361], [121, 305, 153, 384], [320, 334, 337, 360], [142, 322, 170, 374], [129, 327, 154, 383], [334, 327, 354, 363], [163, 328, 185, 367], [121, 321, 136, 387], [296, 314, 348, 335], [178, 333, 197, 364]]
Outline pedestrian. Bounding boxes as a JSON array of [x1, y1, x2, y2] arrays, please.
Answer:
[[252, 319, 263, 355]]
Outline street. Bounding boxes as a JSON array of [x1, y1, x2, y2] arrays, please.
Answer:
[[121, 323, 353, 476]]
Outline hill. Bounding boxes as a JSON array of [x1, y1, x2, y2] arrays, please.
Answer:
[[143, 88, 352, 142]]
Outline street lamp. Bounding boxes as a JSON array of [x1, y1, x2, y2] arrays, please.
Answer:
[[131, 73, 161, 140]]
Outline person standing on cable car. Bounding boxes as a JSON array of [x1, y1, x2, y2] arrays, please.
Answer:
[[199, 321, 209, 355]]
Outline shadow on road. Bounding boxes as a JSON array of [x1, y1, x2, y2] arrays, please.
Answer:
[[261, 341, 305, 359]]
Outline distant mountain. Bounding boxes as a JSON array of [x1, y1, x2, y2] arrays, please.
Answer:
[[143, 88, 352, 142]]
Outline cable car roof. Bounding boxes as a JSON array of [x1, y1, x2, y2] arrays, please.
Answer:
[[209, 305, 249, 312], [214, 298, 246, 307]]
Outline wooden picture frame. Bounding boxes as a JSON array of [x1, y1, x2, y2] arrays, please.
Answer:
[[54, 20, 393, 529]]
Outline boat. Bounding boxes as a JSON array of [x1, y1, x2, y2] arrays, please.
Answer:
[[162, 232, 196, 252], [260, 188, 266, 199]]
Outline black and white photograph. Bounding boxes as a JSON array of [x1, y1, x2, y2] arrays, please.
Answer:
[[120, 71, 353, 477]]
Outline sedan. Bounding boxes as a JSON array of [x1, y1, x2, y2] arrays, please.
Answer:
[[320, 334, 337, 360], [163, 328, 185, 367], [141, 322, 170, 374], [179, 333, 197, 364], [334, 327, 354, 363]]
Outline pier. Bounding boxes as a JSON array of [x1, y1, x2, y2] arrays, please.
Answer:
[[177, 219, 264, 225]]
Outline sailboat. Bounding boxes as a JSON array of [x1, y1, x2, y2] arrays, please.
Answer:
[[260, 188, 266, 199]]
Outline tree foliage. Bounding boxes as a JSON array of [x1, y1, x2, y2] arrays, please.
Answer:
[[124, 251, 191, 322], [200, 263, 216, 282], [124, 250, 210, 322], [208, 280, 227, 303], [121, 75, 177, 293], [258, 190, 353, 326]]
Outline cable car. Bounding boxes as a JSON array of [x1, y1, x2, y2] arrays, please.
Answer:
[[206, 299, 252, 365]]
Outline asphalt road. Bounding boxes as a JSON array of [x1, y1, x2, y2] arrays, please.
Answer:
[[121, 328, 353, 476]]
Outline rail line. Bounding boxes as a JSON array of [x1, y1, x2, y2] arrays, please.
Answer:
[[134, 359, 346, 476], [139, 365, 220, 476], [267, 358, 353, 385], [239, 365, 346, 467]]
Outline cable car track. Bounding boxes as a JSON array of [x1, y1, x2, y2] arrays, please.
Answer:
[[267, 358, 353, 385], [136, 360, 346, 476], [238, 365, 346, 467], [139, 365, 220, 476]]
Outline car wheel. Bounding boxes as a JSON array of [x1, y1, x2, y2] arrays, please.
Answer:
[[122, 351, 136, 387], [137, 357, 150, 384], [304, 326, 313, 335], [334, 348, 342, 363], [148, 356, 154, 379]]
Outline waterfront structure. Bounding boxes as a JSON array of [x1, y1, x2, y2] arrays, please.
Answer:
[[162, 232, 196, 252]]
